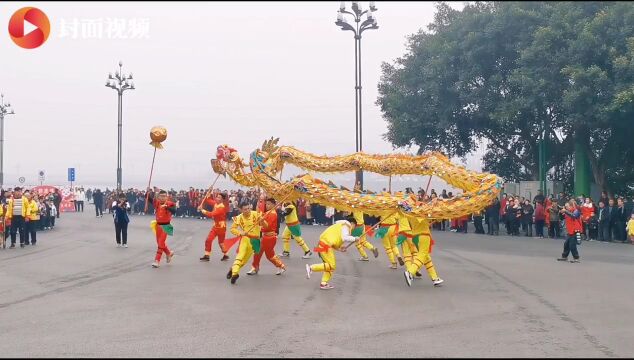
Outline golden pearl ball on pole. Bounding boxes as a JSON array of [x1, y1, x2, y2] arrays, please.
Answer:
[[149, 126, 167, 149]]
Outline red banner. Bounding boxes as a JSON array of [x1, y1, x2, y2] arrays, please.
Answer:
[[31, 185, 76, 212]]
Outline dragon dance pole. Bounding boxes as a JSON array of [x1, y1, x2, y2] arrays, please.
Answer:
[[424, 174, 433, 196], [144, 148, 157, 213], [343, 210, 399, 250], [144, 126, 167, 213], [201, 172, 222, 204]]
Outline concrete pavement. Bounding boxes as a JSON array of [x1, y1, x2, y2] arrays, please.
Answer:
[[1, 211, 633, 357]]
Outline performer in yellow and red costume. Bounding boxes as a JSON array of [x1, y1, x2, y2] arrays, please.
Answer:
[[397, 214, 444, 287], [306, 217, 358, 290], [147, 188, 176, 268], [198, 192, 230, 262], [247, 197, 286, 275], [351, 210, 379, 261], [375, 212, 404, 269], [226, 202, 262, 285], [280, 202, 312, 259]]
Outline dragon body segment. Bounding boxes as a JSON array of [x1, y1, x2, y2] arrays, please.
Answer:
[[213, 139, 503, 220]]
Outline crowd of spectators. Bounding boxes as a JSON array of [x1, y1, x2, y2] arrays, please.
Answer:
[[84, 187, 337, 226], [80, 186, 634, 245], [0, 187, 61, 248]]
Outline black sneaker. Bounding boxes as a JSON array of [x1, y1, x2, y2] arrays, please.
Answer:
[[200, 255, 210, 262], [9, 244, 15, 249], [397, 257, 405, 266], [556, 257, 568, 261], [226, 269, 233, 279], [230, 274, 239, 284], [220, 255, 230, 262], [415, 272, 422, 278], [20, 244, 25, 248], [372, 248, 379, 258]]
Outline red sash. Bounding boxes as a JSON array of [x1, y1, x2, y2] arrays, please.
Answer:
[[314, 240, 331, 253]]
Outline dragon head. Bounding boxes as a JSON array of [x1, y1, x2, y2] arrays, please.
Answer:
[[213, 144, 244, 176]]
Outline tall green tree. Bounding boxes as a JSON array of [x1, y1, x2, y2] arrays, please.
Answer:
[[378, 1, 634, 194]]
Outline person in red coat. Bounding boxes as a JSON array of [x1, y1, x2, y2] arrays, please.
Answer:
[[534, 201, 546, 238], [557, 200, 582, 263], [580, 197, 595, 239]]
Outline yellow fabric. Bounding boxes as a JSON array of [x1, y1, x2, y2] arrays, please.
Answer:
[[28, 200, 40, 220], [404, 233, 438, 280], [319, 222, 353, 250], [282, 226, 310, 253], [231, 237, 254, 276], [381, 213, 398, 225], [354, 215, 374, 257], [231, 211, 262, 238], [6, 196, 30, 219], [284, 204, 299, 224], [627, 219, 634, 236], [401, 238, 418, 269], [310, 248, 336, 284], [397, 215, 412, 235], [381, 224, 400, 264], [0, 204, 3, 217], [150, 220, 157, 235], [409, 217, 431, 235], [355, 236, 375, 258]]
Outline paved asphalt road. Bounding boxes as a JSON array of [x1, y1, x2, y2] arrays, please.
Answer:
[[1, 211, 633, 357]]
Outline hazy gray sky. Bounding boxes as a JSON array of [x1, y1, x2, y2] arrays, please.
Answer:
[[1, 1, 478, 191]]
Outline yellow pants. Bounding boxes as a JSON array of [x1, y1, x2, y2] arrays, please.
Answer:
[[355, 232, 376, 258], [282, 226, 310, 253], [231, 237, 254, 276], [401, 235, 438, 280], [381, 225, 401, 265], [310, 248, 336, 284]]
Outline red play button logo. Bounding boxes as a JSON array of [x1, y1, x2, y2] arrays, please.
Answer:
[[8, 7, 51, 49]]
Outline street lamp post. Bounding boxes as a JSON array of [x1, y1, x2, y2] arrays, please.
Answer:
[[335, 1, 378, 191], [0, 94, 15, 190], [105, 61, 135, 191]]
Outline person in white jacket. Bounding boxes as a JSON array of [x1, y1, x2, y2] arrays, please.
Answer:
[[74, 188, 86, 212]]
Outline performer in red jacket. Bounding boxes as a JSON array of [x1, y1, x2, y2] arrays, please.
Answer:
[[557, 200, 582, 263], [147, 188, 176, 268], [247, 197, 286, 275], [198, 192, 229, 262]]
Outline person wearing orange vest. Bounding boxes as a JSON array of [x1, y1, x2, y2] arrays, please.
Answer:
[[398, 215, 444, 287], [305, 217, 359, 290], [198, 192, 229, 262], [557, 200, 582, 263]]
